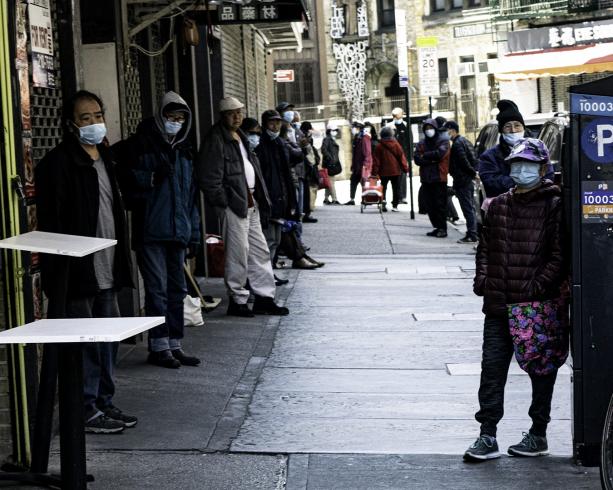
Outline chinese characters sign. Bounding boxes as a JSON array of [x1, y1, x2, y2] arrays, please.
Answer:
[[508, 19, 613, 53], [28, 0, 55, 88], [211, 0, 307, 24]]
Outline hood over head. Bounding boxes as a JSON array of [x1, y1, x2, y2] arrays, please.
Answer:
[[155, 91, 192, 147]]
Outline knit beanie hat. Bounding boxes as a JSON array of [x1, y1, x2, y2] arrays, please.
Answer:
[[496, 100, 524, 132]]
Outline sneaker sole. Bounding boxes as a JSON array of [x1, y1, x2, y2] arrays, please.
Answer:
[[463, 450, 501, 461], [85, 426, 124, 434], [122, 421, 137, 428], [508, 448, 549, 457]]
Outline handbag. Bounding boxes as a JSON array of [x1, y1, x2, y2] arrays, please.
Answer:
[[318, 168, 331, 190], [507, 298, 569, 376]]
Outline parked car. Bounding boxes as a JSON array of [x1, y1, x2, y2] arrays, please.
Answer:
[[537, 114, 569, 185]]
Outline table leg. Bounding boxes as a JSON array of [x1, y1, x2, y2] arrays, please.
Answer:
[[57, 343, 87, 489], [30, 344, 58, 473]]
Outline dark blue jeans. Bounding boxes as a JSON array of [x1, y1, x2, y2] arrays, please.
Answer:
[[453, 181, 478, 239], [136, 242, 186, 352], [66, 289, 119, 421], [476, 315, 558, 438]]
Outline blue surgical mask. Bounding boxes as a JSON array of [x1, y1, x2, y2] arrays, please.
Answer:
[[165, 120, 183, 135], [394, 119, 402, 125], [424, 129, 436, 138], [266, 129, 280, 139], [76, 123, 107, 145], [331, 130, 338, 137], [247, 134, 260, 149], [283, 111, 295, 123], [502, 132, 524, 146], [510, 162, 541, 188]]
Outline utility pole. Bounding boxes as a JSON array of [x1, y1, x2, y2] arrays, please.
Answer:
[[404, 88, 415, 220]]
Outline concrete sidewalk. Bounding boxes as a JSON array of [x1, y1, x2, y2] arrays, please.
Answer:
[[40, 184, 598, 489]]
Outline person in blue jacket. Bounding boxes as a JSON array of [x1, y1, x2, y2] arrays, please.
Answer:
[[479, 100, 553, 198], [113, 92, 201, 369]]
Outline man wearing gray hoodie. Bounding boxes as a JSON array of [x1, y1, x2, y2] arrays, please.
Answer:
[[114, 91, 201, 369]]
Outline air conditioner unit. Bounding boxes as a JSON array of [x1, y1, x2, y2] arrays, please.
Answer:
[[456, 62, 476, 76]]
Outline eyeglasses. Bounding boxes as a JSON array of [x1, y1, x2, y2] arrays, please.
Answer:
[[166, 114, 186, 123], [502, 122, 524, 132]]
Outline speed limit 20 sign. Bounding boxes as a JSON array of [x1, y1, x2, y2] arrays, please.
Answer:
[[417, 37, 440, 97]]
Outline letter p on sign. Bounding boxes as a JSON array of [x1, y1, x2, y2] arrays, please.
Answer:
[[597, 124, 613, 157]]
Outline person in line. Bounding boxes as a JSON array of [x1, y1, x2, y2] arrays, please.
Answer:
[[414, 119, 450, 238], [256, 110, 320, 270], [113, 91, 201, 369], [344, 121, 372, 206], [389, 107, 410, 204], [300, 121, 321, 218], [464, 138, 565, 461], [444, 120, 479, 243], [240, 117, 289, 288], [197, 98, 289, 317], [240, 117, 262, 151], [371, 126, 409, 212], [479, 99, 553, 200], [434, 115, 460, 224], [36, 90, 136, 433], [321, 123, 341, 205]]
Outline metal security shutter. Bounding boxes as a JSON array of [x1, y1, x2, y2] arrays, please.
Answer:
[[222, 26, 247, 103], [30, 0, 63, 164], [150, 23, 167, 110], [254, 32, 269, 117], [243, 27, 257, 117]]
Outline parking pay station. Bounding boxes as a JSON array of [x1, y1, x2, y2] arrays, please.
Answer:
[[569, 75, 613, 465]]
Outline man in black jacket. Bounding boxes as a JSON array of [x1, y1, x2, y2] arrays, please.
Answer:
[[444, 120, 478, 243], [197, 98, 288, 317], [36, 90, 136, 434]]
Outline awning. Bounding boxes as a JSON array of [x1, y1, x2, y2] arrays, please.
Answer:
[[495, 42, 613, 81]]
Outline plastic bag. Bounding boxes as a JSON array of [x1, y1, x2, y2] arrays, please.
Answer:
[[184, 295, 204, 327]]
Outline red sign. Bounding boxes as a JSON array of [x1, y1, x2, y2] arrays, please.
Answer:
[[274, 69, 295, 83]]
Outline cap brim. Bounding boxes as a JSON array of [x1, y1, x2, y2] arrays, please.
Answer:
[[267, 116, 283, 121]]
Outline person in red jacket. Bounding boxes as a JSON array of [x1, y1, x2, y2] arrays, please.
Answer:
[[371, 126, 409, 212], [464, 138, 566, 462]]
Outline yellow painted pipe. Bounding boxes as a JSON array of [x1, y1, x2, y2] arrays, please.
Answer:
[[0, 0, 31, 465]]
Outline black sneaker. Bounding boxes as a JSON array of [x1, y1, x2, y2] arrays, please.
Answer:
[[344, 200, 355, 205], [303, 215, 318, 223], [227, 299, 254, 317], [426, 229, 439, 236], [463, 435, 500, 461], [171, 349, 201, 366], [430, 229, 447, 238], [252, 296, 289, 316], [103, 406, 138, 428], [508, 432, 549, 457], [382, 204, 388, 212], [458, 235, 478, 243], [147, 350, 181, 369], [85, 414, 125, 434], [274, 275, 289, 286]]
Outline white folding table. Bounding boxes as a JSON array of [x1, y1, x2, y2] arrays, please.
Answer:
[[0, 231, 163, 489]]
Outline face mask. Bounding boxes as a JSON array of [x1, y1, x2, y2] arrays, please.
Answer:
[[247, 134, 260, 149], [283, 111, 295, 123], [331, 130, 338, 137], [351, 127, 360, 136], [75, 123, 106, 145], [266, 129, 280, 139], [394, 119, 403, 125], [165, 120, 183, 135], [510, 162, 541, 188], [424, 129, 436, 138], [502, 131, 524, 146]]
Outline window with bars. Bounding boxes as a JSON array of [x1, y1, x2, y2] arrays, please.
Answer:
[[275, 62, 317, 106]]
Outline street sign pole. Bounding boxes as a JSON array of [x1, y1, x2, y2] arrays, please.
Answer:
[[404, 87, 415, 220], [395, 8, 415, 219]]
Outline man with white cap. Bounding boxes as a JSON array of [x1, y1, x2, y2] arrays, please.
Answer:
[[197, 97, 289, 317]]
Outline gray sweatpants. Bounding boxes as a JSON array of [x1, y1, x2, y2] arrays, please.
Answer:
[[222, 205, 276, 304]]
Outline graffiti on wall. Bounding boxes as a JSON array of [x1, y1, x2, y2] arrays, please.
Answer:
[[332, 41, 368, 121]]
